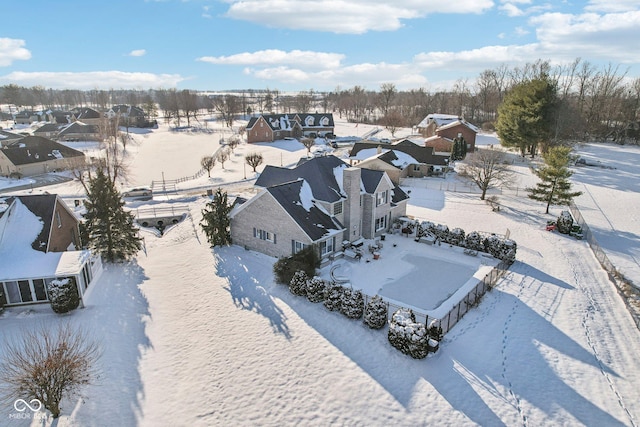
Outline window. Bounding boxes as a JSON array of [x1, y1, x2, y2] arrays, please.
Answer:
[[333, 201, 343, 215], [254, 228, 276, 243], [33, 279, 48, 301], [319, 237, 334, 256], [292, 240, 307, 254], [376, 190, 388, 206], [55, 210, 62, 228], [375, 215, 388, 231], [413, 164, 421, 172]]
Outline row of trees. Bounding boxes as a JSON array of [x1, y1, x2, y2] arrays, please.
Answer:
[[3, 57, 638, 142]]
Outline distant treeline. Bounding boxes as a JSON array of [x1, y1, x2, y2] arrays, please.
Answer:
[[1, 58, 638, 143]]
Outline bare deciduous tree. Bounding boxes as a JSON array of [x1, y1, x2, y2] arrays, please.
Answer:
[[458, 148, 514, 200], [0, 323, 101, 419], [227, 135, 240, 152], [217, 148, 230, 169], [245, 152, 264, 172], [301, 137, 315, 154], [201, 155, 216, 177]]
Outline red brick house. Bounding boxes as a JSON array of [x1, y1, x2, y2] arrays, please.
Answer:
[[417, 114, 479, 153]]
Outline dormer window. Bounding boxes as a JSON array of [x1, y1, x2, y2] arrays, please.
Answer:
[[305, 116, 315, 126], [320, 116, 329, 126]]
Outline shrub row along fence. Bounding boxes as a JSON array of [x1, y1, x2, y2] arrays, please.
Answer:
[[569, 202, 640, 330], [360, 260, 510, 336]]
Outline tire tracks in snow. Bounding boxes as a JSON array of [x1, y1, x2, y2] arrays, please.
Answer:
[[546, 231, 637, 427]]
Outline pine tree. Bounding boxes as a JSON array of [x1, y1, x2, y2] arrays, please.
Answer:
[[340, 288, 364, 319], [324, 283, 343, 311], [200, 188, 232, 247], [496, 77, 558, 157], [82, 169, 141, 263], [388, 308, 429, 359], [306, 276, 326, 303], [527, 146, 582, 214]]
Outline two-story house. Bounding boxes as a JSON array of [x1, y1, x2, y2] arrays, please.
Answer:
[[417, 113, 479, 153], [230, 155, 408, 260], [245, 113, 335, 143], [0, 194, 102, 308]]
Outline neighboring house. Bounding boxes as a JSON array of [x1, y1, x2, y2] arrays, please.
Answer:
[[417, 113, 479, 153], [0, 129, 24, 147], [246, 113, 334, 143], [349, 140, 449, 184], [0, 135, 85, 177], [70, 107, 102, 125], [14, 110, 40, 125], [57, 121, 101, 141], [33, 123, 65, 139], [230, 155, 409, 261], [424, 135, 455, 156], [106, 104, 154, 128], [0, 194, 102, 307]]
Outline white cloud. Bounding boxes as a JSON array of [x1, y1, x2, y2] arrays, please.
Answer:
[[586, 0, 640, 13], [224, 0, 494, 34], [500, 3, 525, 17], [414, 44, 538, 70], [128, 49, 147, 57], [244, 62, 428, 90], [0, 38, 31, 67], [198, 49, 345, 69], [531, 11, 640, 63], [0, 71, 185, 90]]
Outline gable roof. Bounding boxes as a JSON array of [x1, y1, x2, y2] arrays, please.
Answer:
[[267, 179, 344, 241], [0, 194, 57, 252], [58, 121, 99, 136], [1, 135, 85, 166], [417, 113, 479, 133], [0, 129, 24, 145], [111, 105, 145, 117], [293, 113, 334, 128], [256, 155, 347, 203], [72, 107, 101, 120], [246, 113, 334, 131], [350, 140, 449, 167], [34, 123, 65, 134]]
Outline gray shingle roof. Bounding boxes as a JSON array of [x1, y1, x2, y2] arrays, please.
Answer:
[[267, 180, 344, 241], [1, 136, 84, 166]]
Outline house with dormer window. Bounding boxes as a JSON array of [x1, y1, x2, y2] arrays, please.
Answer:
[[245, 113, 334, 143], [230, 155, 408, 260], [0, 194, 102, 308]]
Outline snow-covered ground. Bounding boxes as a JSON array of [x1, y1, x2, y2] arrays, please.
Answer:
[[1, 118, 639, 426]]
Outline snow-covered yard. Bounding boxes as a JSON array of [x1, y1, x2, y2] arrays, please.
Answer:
[[1, 119, 639, 426]]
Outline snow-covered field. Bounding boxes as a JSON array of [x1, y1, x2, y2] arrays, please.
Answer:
[[1, 119, 639, 426]]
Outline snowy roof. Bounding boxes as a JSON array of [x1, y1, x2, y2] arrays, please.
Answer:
[[416, 113, 480, 133], [0, 198, 88, 280], [266, 179, 344, 241], [0, 135, 85, 166]]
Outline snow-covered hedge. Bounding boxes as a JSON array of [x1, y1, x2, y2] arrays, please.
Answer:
[[364, 295, 388, 329], [324, 282, 344, 311], [47, 277, 80, 314], [306, 276, 326, 303], [388, 308, 429, 359], [340, 288, 364, 320], [289, 270, 309, 296], [417, 220, 517, 264]]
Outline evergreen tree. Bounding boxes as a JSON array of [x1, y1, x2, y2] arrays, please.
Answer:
[[289, 270, 308, 296], [340, 288, 364, 319], [324, 283, 343, 311], [388, 308, 429, 359], [47, 277, 80, 314], [364, 295, 388, 329], [450, 135, 467, 161], [306, 276, 326, 303], [496, 77, 558, 157], [82, 169, 141, 263], [200, 188, 232, 247], [527, 146, 582, 214]]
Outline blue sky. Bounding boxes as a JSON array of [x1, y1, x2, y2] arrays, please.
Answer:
[[1, 0, 639, 92]]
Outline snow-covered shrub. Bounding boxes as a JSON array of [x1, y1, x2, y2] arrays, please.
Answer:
[[47, 277, 80, 314], [306, 276, 326, 303], [427, 320, 443, 342], [483, 234, 502, 257], [324, 282, 344, 311], [500, 239, 517, 264], [464, 231, 484, 251], [289, 270, 309, 296], [388, 308, 429, 359], [433, 223, 450, 242], [364, 295, 388, 329], [340, 288, 364, 320], [556, 210, 574, 234], [449, 228, 465, 246], [273, 246, 319, 284]]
